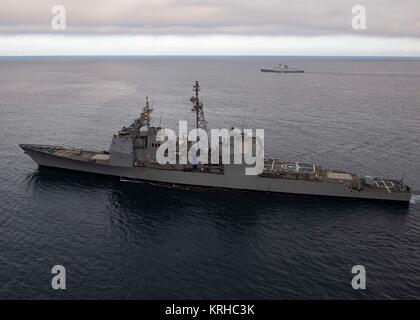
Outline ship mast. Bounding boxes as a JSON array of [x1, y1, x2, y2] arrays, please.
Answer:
[[120, 96, 154, 136], [140, 96, 153, 129], [190, 81, 207, 132]]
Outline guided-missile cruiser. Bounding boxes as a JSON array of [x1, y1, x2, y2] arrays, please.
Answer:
[[20, 81, 412, 202]]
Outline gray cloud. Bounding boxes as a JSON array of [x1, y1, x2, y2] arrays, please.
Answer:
[[0, 0, 419, 37]]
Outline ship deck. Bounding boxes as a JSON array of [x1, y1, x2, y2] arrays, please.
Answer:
[[20, 144, 107, 163], [261, 158, 408, 194]]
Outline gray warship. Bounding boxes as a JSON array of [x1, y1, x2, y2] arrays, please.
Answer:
[[20, 81, 411, 203], [261, 63, 304, 73]]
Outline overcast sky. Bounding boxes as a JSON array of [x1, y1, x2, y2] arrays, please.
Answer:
[[1, 0, 419, 55]]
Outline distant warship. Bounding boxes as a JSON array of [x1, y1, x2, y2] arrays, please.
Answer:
[[20, 81, 411, 202], [261, 63, 304, 73]]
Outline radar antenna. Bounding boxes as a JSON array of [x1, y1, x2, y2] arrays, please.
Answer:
[[190, 81, 207, 132], [118, 96, 154, 136], [122, 96, 153, 135], [139, 96, 153, 129]]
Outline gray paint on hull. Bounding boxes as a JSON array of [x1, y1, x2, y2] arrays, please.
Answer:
[[22, 147, 411, 202]]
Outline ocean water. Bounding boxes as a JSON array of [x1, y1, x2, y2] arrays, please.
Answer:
[[0, 56, 420, 299]]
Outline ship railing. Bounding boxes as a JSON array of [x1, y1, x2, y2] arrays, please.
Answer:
[[134, 160, 224, 174]]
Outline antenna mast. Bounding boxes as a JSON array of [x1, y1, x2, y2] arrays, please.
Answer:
[[159, 111, 163, 127], [190, 81, 207, 132], [140, 96, 153, 129], [119, 96, 153, 136]]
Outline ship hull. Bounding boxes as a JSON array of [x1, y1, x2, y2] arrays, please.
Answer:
[[260, 69, 304, 73], [21, 145, 411, 203]]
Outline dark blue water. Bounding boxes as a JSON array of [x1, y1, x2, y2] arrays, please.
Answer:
[[1, 56, 420, 299]]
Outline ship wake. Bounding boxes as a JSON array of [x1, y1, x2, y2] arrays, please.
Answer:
[[410, 194, 420, 205]]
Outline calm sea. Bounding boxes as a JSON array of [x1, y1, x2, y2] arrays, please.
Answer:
[[0, 56, 420, 299]]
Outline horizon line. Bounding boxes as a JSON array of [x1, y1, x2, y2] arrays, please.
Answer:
[[1, 54, 420, 58]]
